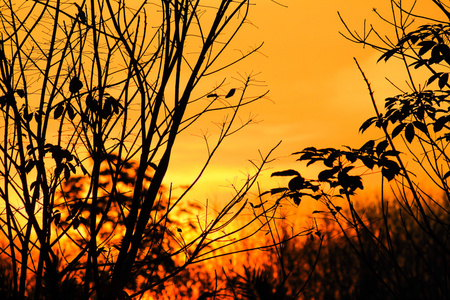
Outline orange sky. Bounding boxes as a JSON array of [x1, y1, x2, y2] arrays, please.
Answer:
[[164, 1, 442, 207], [1, 1, 445, 298]]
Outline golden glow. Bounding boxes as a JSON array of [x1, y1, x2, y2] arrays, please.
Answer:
[[1, 1, 445, 298], [166, 1, 442, 202]]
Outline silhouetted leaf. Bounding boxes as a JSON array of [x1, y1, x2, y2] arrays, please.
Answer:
[[416, 107, 425, 121], [435, 116, 449, 132], [439, 73, 449, 89], [311, 194, 322, 200], [106, 96, 120, 114], [16, 89, 25, 98], [324, 151, 340, 167], [101, 102, 112, 119], [338, 172, 363, 192], [310, 184, 320, 192], [427, 72, 441, 86], [430, 45, 443, 64], [54, 104, 64, 119], [398, 33, 413, 46], [382, 168, 395, 181], [410, 59, 427, 69], [72, 217, 80, 229], [86, 94, 98, 112], [381, 159, 400, 181], [359, 116, 377, 133], [443, 171, 450, 180], [292, 194, 301, 205], [345, 151, 358, 163], [359, 140, 375, 152], [288, 176, 304, 191], [298, 152, 313, 161], [225, 88, 235, 98], [418, 40, 436, 56], [67, 104, 76, 120], [296, 147, 316, 154], [306, 158, 322, 166], [318, 167, 340, 182], [405, 123, 415, 143], [69, 76, 83, 93], [413, 121, 427, 133], [376, 140, 389, 156], [385, 97, 397, 108], [392, 123, 406, 138], [378, 47, 400, 62], [385, 108, 396, 122], [271, 169, 300, 177], [271, 187, 288, 195], [438, 44, 450, 62], [24, 110, 33, 122], [381, 150, 400, 157], [24, 160, 34, 173], [78, 10, 87, 24]]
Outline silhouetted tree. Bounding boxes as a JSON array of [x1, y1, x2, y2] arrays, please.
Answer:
[[0, 0, 285, 299]]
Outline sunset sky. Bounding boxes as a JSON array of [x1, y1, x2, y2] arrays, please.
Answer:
[[165, 1, 442, 205], [2, 1, 447, 298]]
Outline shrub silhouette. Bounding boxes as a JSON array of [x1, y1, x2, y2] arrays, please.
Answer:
[[270, 1, 450, 299]]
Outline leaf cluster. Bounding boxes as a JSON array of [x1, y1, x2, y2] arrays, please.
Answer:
[[361, 90, 450, 143], [270, 142, 400, 206], [376, 23, 450, 86]]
